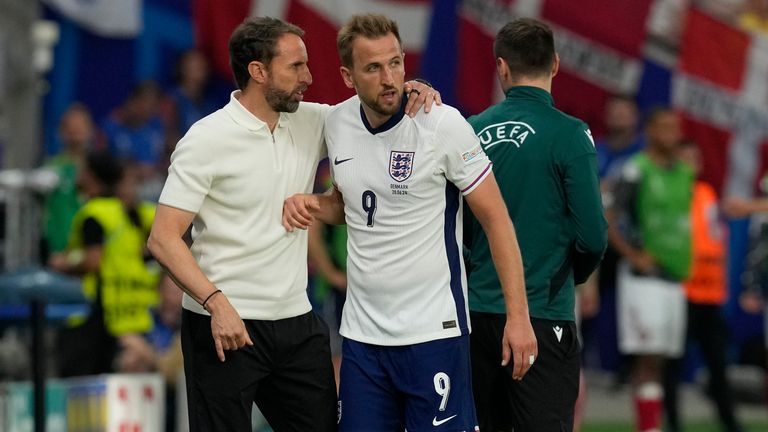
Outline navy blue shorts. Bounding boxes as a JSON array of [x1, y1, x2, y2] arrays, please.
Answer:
[[338, 335, 478, 432]]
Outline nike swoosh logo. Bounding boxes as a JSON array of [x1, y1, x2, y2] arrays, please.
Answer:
[[334, 157, 354, 165], [432, 414, 457, 427]]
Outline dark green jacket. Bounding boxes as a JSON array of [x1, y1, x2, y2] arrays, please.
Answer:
[[466, 86, 607, 320]]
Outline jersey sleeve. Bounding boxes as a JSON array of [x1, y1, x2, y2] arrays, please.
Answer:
[[560, 122, 608, 284], [436, 109, 493, 195], [158, 126, 216, 213]]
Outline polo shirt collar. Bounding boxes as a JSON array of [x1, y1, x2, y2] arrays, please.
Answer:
[[505, 86, 554, 107], [224, 90, 290, 132]]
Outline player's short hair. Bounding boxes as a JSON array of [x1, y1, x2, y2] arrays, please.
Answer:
[[644, 106, 676, 127], [494, 18, 555, 79], [228, 17, 305, 90], [337, 14, 403, 68]]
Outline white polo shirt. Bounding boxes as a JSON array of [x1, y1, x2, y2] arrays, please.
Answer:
[[327, 96, 492, 345], [159, 91, 328, 320]]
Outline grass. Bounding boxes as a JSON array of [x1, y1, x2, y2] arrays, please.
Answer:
[[582, 420, 768, 432]]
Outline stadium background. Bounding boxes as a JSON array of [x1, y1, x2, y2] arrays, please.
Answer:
[[0, 0, 767, 430]]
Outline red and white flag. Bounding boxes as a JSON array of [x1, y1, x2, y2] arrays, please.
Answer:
[[673, 9, 768, 195]]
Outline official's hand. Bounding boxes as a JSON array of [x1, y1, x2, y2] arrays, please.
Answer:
[[630, 251, 656, 275], [404, 81, 442, 117], [206, 293, 253, 362], [502, 316, 538, 380], [722, 197, 755, 219], [740, 291, 764, 314], [283, 193, 321, 232]]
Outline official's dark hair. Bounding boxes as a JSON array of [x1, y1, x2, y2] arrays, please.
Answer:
[[228, 17, 305, 90], [337, 14, 402, 68], [494, 18, 555, 79]]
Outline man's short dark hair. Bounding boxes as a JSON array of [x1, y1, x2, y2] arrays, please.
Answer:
[[337, 14, 402, 69], [228, 17, 305, 90], [494, 18, 555, 79]]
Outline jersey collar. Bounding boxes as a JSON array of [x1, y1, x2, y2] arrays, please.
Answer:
[[359, 92, 407, 135], [505, 86, 554, 107], [225, 90, 290, 133]]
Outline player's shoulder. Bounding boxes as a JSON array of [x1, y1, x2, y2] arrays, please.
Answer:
[[412, 102, 466, 132], [327, 95, 359, 120]]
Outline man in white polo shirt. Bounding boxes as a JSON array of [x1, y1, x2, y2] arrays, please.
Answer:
[[148, 17, 336, 432], [148, 16, 436, 432]]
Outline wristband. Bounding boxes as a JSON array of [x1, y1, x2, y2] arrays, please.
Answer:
[[202, 289, 222, 311]]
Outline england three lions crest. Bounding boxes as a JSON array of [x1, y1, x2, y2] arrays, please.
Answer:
[[389, 151, 414, 182]]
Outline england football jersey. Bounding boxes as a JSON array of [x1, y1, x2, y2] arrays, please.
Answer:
[[326, 95, 492, 346]]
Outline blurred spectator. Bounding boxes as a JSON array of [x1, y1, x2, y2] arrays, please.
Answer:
[[606, 108, 694, 432], [42, 103, 94, 259], [724, 176, 768, 409], [50, 150, 160, 377], [738, 0, 768, 34], [161, 49, 220, 152], [662, 140, 744, 432], [101, 80, 167, 199], [595, 95, 645, 184], [117, 272, 184, 432], [590, 95, 645, 382], [574, 273, 600, 432]]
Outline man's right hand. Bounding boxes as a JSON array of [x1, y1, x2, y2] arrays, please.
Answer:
[[629, 250, 656, 275], [205, 292, 253, 362], [502, 316, 537, 380]]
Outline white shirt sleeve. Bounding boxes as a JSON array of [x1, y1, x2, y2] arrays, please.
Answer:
[[435, 108, 493, 195], [158, 126, 216, 213]]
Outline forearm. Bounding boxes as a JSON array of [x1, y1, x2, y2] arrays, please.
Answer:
[[147, 232, 217, 306], [482, 214, 529, 321], [316, 187, 345, 225]]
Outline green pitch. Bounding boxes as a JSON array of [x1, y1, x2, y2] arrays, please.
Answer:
[[583, 420, 768, 432]]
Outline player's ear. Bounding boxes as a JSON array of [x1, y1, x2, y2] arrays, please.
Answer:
[[249, 61, 268, 84], [340, 66, 355, 89]]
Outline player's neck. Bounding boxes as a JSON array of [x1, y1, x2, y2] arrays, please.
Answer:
[[361, 104, 393, 129], [646, 146, 677, 167]]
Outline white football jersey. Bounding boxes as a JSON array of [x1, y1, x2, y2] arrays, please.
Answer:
[[327, 95, 492, 345]]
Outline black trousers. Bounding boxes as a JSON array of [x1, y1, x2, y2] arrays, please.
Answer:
[[181, 309, 337, 432], [471, 312, 580, 432], [662, 302, 742, 432]]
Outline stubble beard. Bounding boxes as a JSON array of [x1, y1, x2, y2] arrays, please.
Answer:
[[265, 81, 300, 113], [361, 90, 401, 118]]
